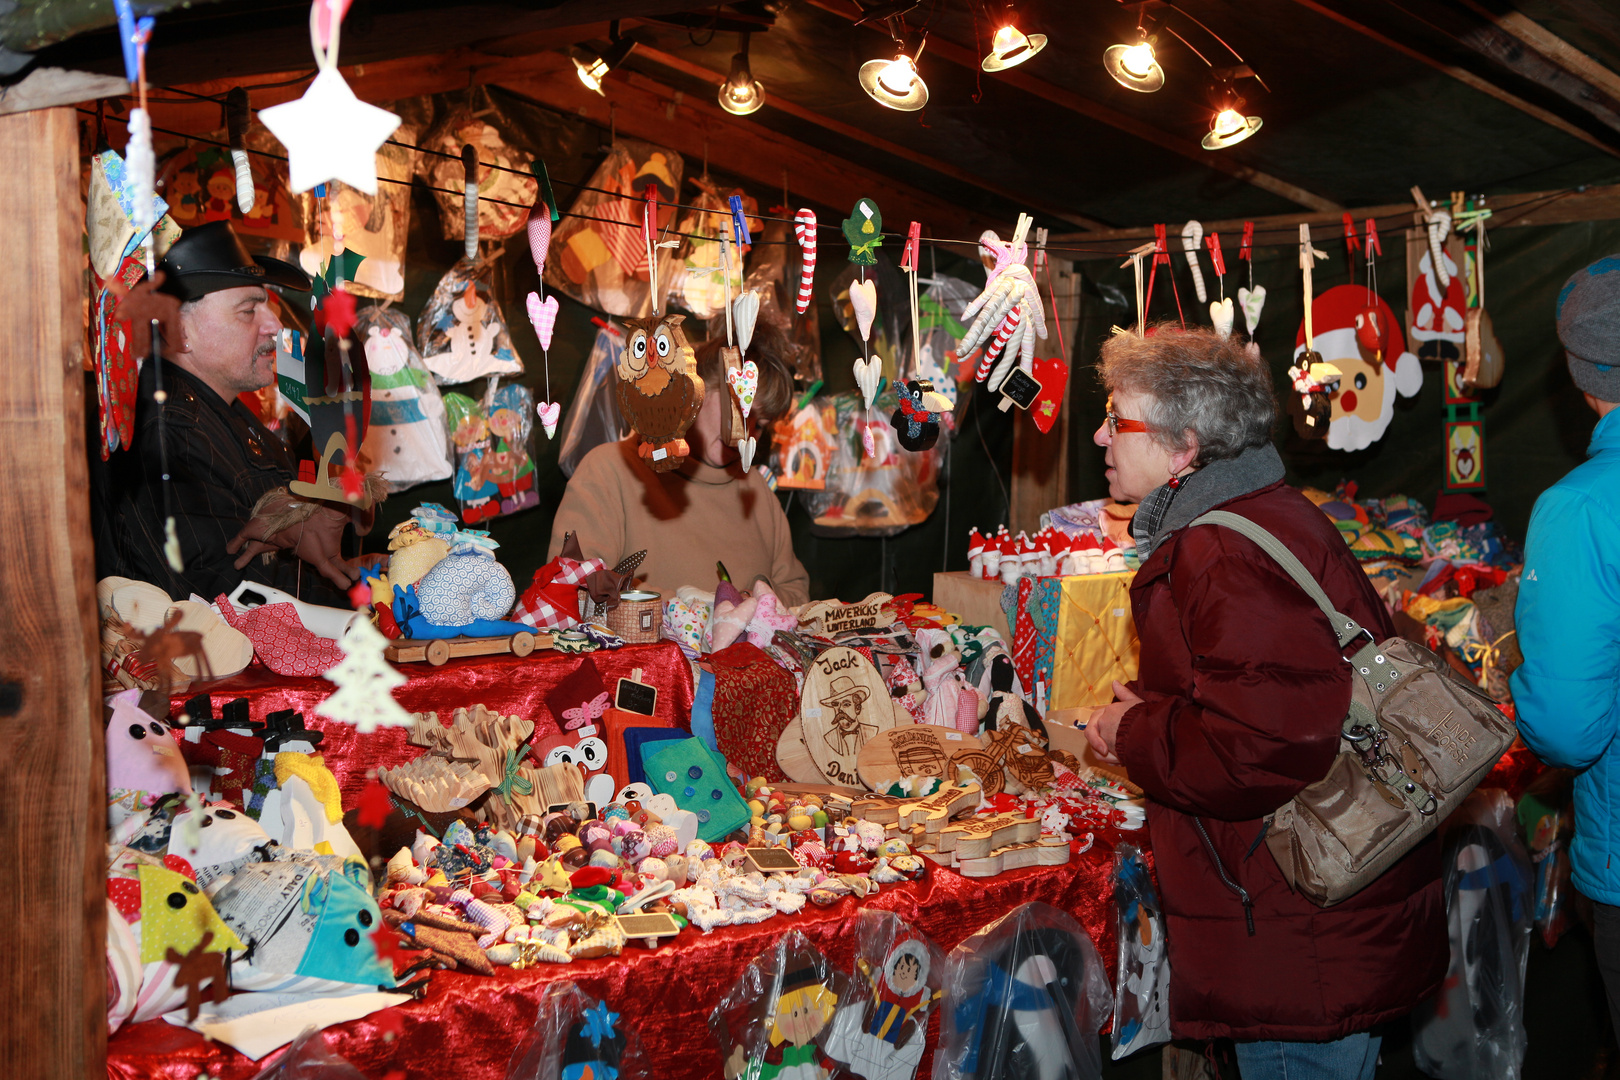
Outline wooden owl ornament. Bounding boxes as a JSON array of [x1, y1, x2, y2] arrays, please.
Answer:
[[615, 313, 706, 472]]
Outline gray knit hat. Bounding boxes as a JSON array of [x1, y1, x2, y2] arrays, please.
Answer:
[[1557, 255, 1620, 401]]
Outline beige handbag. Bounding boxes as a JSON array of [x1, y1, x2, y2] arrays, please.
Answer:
[[1190, 511, 1517, 907]]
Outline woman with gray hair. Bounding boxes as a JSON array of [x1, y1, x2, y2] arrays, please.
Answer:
[[1084, 327, 1444, 1079]]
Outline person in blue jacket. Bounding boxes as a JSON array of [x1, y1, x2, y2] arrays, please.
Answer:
[[1513, 253, 1620, 1038]]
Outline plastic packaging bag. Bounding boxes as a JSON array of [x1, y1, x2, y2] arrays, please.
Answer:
[[417, 258, 523, 385], [416, 89, 537, 246], [507, 980, 651, 1080], [665, 177, 752, 320], [545, 140, 684, 319], [933, 901, 1112, 1080], [1411, 789, 1535, 1080], [742, 216, 821, 386], [556, 321, 633, 478], [298, 129, 416, 300], [709, 929, 847, 1079], [354, 304, 452, 492], [248, 1027, 368, 1080], [444, 383, 538, 525], [822, 909, 944, 1080], [1110, 844, 1170, 1059], [1518, 769, 1575, 948], [805, 390, 940, 537]]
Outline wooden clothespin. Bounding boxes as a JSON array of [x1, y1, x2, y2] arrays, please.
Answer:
[[1011, 212, 1034, 249], [1034, 227, 1049, 274], [728, 194, 751, 247], [1300, 224, 1328, 350], [900, 221, 922, 271], [1120, 240, 1155, 335]]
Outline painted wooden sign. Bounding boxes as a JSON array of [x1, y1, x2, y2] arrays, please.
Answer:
[[799, 646, 899, 789], [856, 724, 976, 791]]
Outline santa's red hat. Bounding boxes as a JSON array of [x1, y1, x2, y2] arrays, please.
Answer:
[[1294, 285, 1417, 374]]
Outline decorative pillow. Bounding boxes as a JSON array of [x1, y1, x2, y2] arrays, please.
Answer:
[[709, 643, 796, 783], [416, 547, 518, 627]]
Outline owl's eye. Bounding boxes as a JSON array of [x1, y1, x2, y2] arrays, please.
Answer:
[[655, 331, 671, 358], [631, 335, 647, 359]]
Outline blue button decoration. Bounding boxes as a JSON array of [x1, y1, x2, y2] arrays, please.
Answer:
[[697, 810, 711, 823], [710, 788, 723, 800], [688, 765, 703, 779], [683, 786, 697, 798]]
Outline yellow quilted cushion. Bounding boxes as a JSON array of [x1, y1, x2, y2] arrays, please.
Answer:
[[1050, 572, 1140, 710]]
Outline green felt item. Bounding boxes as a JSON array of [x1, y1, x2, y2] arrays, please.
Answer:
[[643, 738, 751, 842]]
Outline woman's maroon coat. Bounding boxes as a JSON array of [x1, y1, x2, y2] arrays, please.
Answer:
[[1115, 479, 1446, 1042]]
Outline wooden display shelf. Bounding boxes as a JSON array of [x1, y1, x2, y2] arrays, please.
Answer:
[[384, 630, 552, 666]]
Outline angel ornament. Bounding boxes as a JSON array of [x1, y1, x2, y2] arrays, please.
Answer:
[[960, 214, 1049, 393]]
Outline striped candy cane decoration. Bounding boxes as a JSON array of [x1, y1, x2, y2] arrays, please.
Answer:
[[793, 209, 817, 314], [975, 307, 1021, 382]]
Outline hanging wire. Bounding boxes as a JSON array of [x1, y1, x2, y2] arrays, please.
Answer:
[[80, 107, 1610, 262]]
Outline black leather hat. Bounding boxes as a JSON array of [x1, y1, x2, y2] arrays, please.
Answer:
[[156, 220, 312, 301]]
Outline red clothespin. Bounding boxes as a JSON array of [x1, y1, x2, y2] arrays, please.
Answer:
[[1153, 223, 1171, 264], [901, 221, 922, 271], [1239, 221, 1254, 262], [1343, 211, 1362, 257], [641, 184, 658, 249], [1364, 218, 1382, 257], [1205, 232, 1226, 277]]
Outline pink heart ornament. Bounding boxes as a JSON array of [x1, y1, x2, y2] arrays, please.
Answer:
[[526, 291, 559, 351], [527, 210, 551, 276], [537, 400, 560, 439], [727, 360, 760, 419]]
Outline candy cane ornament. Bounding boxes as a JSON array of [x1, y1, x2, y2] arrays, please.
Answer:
[[976, 307, 1021, 383], [793, 209, 817, 315]]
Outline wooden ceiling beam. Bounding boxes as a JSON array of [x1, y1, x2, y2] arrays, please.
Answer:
[[1047, 181, 1620, 257], [1439, 1, 1620, 134], [136, 48, 1007, 238], [802, 0, 1343, 214], [1285, 0, 1620, 159], [632, 44, 1111, 231]]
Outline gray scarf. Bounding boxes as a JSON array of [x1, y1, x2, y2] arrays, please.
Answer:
[[1131, 442, 1286, 559]]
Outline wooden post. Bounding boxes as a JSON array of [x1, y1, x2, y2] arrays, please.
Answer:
[[0, 106, 104, 1078], [1008, 257, 1080, 533]]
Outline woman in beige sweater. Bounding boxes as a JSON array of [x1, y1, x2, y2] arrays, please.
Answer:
[[547, 330, 811, 605]]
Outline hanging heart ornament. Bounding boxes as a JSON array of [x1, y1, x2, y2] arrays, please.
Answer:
[[526, 291, 559, 351], [738, 435, 758, 471], [1209, 297, 1235, 339], [536, 400, 561, 439], [849, 278, 878, 342], [853, 356, 881, 409], [733, 290, 760, 356], [1237, 285, 1266, 336], [727, 360, 760, 419]]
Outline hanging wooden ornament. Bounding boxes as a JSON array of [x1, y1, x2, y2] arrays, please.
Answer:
[[616, 313, 705, 472], [1286, 224, 1336, 440]]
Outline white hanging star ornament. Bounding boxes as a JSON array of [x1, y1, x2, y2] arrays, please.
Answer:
[[259, 68, 400, 195]]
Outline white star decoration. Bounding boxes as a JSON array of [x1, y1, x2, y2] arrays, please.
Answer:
[[259, 67, 400, 195]]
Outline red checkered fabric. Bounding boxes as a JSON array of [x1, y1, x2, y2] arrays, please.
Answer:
[[511, 556, 605, 630]]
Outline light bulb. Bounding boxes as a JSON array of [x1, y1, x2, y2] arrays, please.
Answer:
[[1214, 108, 1245, 135], [575, 57, 608, 93], [992, 25, 1029, 55], [878, 57, 917, 94], [1120, 42, 1155, 77]]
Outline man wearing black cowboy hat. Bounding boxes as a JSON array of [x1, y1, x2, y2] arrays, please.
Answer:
[[95, 220, 374, 602]]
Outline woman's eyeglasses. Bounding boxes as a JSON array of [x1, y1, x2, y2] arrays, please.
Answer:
[[1105, 405, 1149, 436]]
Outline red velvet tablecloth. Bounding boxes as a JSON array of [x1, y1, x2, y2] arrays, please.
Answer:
[[165, 641, 696, 803], [111, 642, 1129, 1079], [106, 841, 1125, 1080]]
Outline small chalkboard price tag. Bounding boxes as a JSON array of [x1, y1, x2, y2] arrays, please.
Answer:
[[997, 367, 1043, 412], [744, 846, 804, 874], [615, 669, 659, 716]]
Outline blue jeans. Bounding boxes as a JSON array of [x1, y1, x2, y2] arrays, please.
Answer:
[[1233, 1032, 1381, 1080]]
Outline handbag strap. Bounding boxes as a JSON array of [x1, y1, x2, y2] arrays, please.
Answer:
[[1188, 510, 1372, 652]]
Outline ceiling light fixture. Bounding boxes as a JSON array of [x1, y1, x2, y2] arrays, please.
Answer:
[[1103, 28, 1163, 92], [718, 31, 765, 114], [859, 33, 929, 111], [982, 6, 1047, 72], [575, 20, 637, 95], [1202, 84, 1261, 149]]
